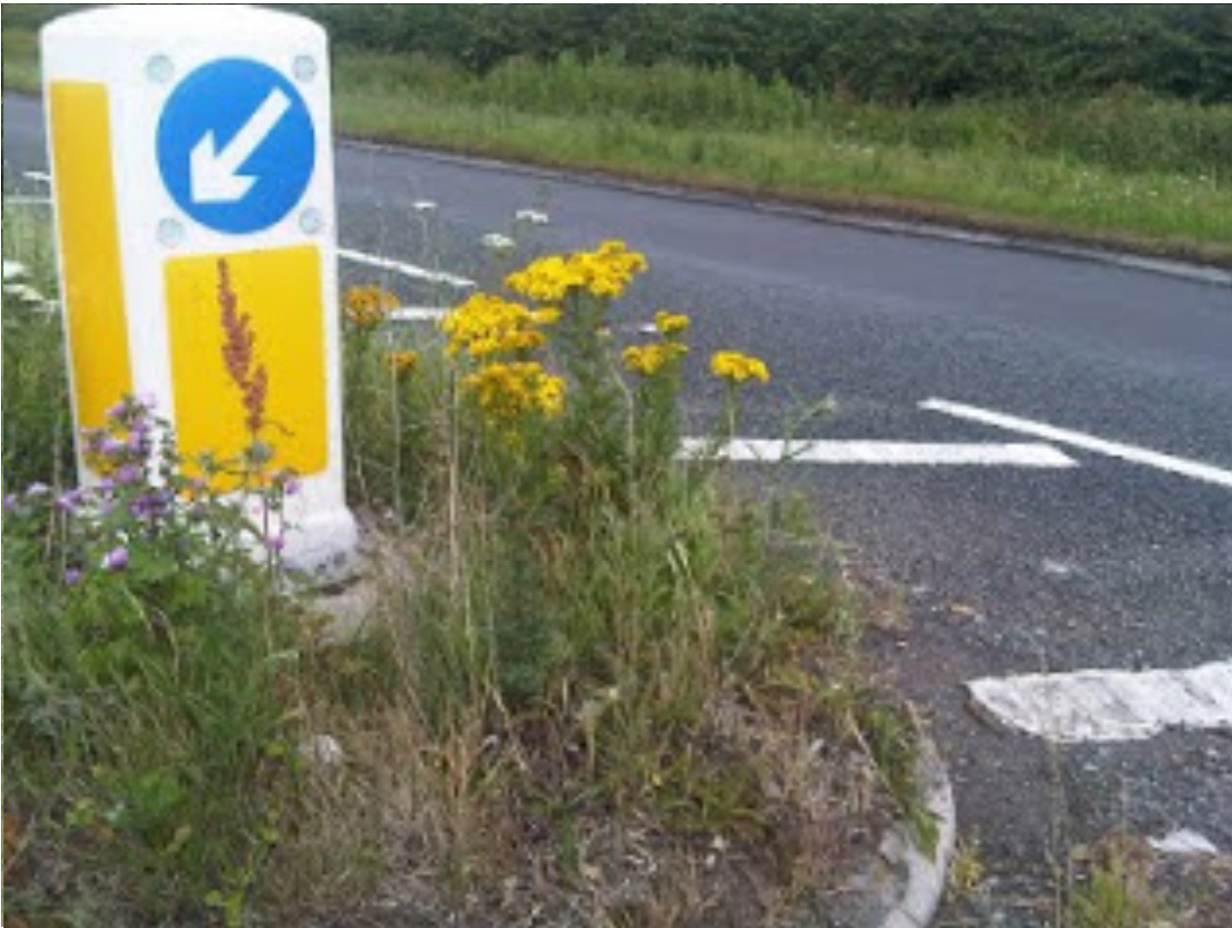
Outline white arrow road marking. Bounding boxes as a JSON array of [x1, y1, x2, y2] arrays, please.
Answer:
[[922, 398, 1232, 490], [339, 248, 475, 290], [191, 88, 292, 204], [968, 660, 1232, 743], [678, 438, 1078, 468]]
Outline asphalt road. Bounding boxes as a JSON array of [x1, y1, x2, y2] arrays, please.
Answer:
[[5, 93, 1231, 922]]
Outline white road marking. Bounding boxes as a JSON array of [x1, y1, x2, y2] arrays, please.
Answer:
[[1149, 830, 1220, 856], [678, 438, 1078, 468], [339, 248, 474, 289], [388, 306, 448, 323], [968, 660, 1232, 743], [922, 398, 1232, 490]]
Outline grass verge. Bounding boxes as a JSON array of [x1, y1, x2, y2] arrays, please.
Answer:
[[3, 211, 926, 927], [4, 31, 1231, 266]]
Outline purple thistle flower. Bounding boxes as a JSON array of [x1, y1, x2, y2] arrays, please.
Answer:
[[265, 534, 287, 554], [4, 493, 21, 514], [64, 567, 84, 587], [56, 490, 84, 513], [101, 546, 129, 572], [97, 477, 116, 493], [106, 400, 127, 421], [101, 437, 127, 457], [114, 464, 143, 486]]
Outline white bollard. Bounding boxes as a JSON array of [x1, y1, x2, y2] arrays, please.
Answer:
[[42, 4, 358, 579]]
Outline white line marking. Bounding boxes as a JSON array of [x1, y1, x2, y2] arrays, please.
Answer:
[[1149, 830, 1220, 856], [968, 660, 1232, 743], [339, 248, 474, 290], [388, 306, 448, 323], [3, 195, 52, 207], [922, 398, 1232, 490], [678, 438, 1078, 468]]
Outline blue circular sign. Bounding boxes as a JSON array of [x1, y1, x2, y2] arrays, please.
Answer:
[[157, 58, 315, 235]]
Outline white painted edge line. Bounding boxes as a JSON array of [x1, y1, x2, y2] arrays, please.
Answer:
[[3, 195, 53, 207], [678, 438, 1078, 468], [338, 247, 475, 290], [388, 306, 448, 323], [22, 170, 52, 186], [922, 398, 1232, 490], [968, 660, 1232, 744]]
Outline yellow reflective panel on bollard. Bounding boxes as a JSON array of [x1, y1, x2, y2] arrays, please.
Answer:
[[48, 81, 133, 432], [164, 246, 328, 484]]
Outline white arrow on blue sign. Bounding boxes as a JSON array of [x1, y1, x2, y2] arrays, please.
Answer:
[[157, 58, 315, 235]]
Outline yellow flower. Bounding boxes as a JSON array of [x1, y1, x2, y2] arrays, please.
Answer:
[[505, 241, 648, 303], [623, 343, 688, 377], [710, 351, 770, 385], [345, 285, 399, 330], [463, 361, 566, 423], [532, 307, 563, 326], [387, 350, 419, 377], [442, 293, 546, 360], [655, 311, 691, 338]]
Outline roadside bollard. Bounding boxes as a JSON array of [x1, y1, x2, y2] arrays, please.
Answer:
[[41, 4, 358, 578]]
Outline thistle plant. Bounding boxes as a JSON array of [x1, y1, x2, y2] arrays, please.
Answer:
[[0, 246, 319, 924]]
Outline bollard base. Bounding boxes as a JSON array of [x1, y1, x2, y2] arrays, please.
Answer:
[[282, 509, 362, 588]]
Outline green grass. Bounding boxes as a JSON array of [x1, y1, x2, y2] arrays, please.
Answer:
[[6, 32, 1229, 263], [1, 29, 39, 94], [333, 52, 1232, 264], [3, 212, 920, 926]]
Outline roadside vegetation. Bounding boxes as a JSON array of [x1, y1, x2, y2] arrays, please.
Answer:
[[4, 3, 1231, 263], [2, 205, 926, 926], [328, 53, 1232, 262]]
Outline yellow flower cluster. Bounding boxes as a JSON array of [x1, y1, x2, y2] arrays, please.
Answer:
[[655, 311, 691, 338], [506, 240, 648, 302], [387, 350, 419, 377], [464, 362, 566, 423], [623, 342, 688, 377], [345, 285, 399, 329], [711, 351, 770, 384], [442, 293, 547, 360]]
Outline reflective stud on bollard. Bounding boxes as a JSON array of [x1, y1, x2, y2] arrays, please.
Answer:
[[42, 4, 358, 580]]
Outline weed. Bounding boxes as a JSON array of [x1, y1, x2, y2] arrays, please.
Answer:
[[3, 266, 305, 925], [1066, 833, 1160, 928], [4, 217, 919, 926]]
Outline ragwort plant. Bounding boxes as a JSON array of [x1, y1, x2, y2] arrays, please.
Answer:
[[2, 265, 306, 926], [323, 238, 924, 924]]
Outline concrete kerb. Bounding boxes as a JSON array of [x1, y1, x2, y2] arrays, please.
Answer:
[[341, 137, 1232, 290], [878, 737, 958, 928]]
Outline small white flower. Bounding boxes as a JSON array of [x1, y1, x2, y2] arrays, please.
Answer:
[[514, 209, 550, 226], [412, 200, 438, 214], [481, 232, 516, 253], [299, 734, 345, 768]]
